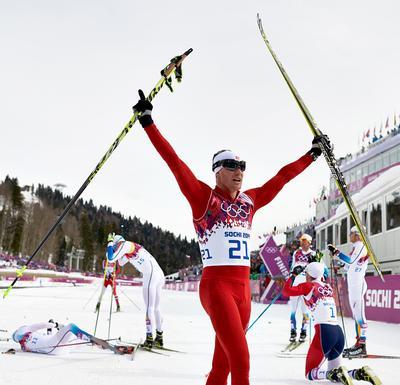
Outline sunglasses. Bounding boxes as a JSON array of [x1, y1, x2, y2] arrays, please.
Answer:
[[213, 159, 246, 172]]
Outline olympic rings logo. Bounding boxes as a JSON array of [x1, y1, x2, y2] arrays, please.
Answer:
[[297, 255, 309, 263], [220, 202, 250, 219], [264, 247, 278, 253], [317, 285, 333, 297]]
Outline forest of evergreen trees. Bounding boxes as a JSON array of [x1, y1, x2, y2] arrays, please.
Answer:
[[0, 176, 200, 275]]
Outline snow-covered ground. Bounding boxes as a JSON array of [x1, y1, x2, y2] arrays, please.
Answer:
[[0, 282, 398, 385]]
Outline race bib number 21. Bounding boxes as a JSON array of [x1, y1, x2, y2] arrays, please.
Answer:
[[228, 240, 249, 260]]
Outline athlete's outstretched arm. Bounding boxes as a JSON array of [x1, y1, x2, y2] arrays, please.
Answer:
[[144, 123, 211, 217], [336, 251, 352, 264], [282, 278, 313, 297], [245, 152, 314, 212], [133, 91, 211, 218]]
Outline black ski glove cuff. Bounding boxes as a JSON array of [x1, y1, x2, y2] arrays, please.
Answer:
[[327, 244, 339, 255], [138, 113, 154, 128], [308, 142, 322, 161], [308, 134, 331, 161]]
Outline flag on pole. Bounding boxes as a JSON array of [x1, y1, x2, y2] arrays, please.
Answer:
[[385, 117, 390, 135]]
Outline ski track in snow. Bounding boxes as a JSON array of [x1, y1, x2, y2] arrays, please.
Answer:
[[0, 282, 398, 385]]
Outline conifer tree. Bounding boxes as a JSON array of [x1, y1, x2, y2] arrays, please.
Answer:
[[79, 212, 94, 271]]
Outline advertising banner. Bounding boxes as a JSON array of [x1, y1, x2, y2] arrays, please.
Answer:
[[332, 274, 400, 324]]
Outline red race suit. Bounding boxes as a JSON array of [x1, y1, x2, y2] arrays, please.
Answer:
[[145, 123, 313, 385]]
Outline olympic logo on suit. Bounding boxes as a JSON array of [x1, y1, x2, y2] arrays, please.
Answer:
[[220, 202, 250, 219]]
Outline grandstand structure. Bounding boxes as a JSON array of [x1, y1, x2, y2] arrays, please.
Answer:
[[329, 129, 400, 216], [315, 128, 400, 275]]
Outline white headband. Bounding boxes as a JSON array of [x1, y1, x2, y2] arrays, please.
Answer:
[[300, 234, 312, 243], [350, 225, 366, 235]]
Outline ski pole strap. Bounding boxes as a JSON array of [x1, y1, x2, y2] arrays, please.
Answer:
[[160, 48, 193, 92], [174, 61, 183, 82], [165, 77, 174, 92]]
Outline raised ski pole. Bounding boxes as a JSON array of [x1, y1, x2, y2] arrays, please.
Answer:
[[2, 48, 193, 299], [246, 291, 282, 333], [256, 14, 384, 281]]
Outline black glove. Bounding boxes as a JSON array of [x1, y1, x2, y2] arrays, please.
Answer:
[[132, 89, 153, 127], [327, 244, 339, 256], [309, 134, 330, 161], [49, 319, 59, 329], [47, 319, 59, 334], [291, 265, 305, 277]]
